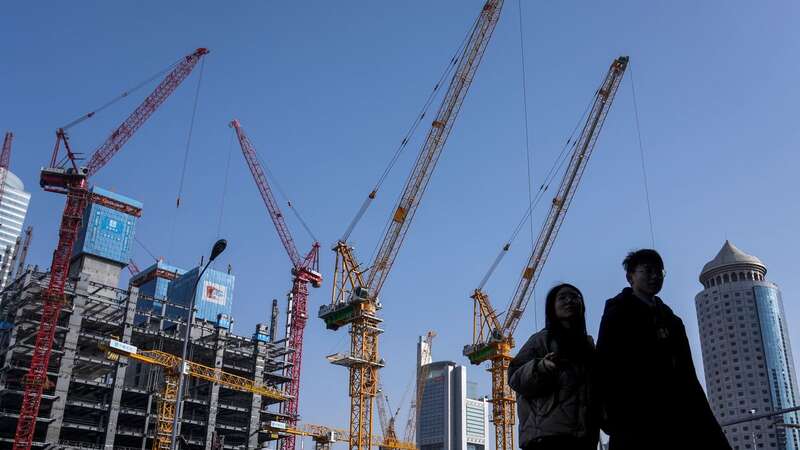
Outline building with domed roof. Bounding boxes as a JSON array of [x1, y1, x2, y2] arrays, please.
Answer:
[[696, 241, 800, 450], [0, 167, 30, 288]]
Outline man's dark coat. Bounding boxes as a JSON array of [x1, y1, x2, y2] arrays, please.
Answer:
[[596, 288, 731, 450]]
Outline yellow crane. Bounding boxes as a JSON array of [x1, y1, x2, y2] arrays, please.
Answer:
[[102, 339, 285, 450], [462, 57, 629, 450], [318, 2, 505, 450], [262, 422, 415, 450]]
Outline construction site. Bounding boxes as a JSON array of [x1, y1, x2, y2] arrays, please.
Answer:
[[0, 1, 626, 448], [4, 0, 769, 450]]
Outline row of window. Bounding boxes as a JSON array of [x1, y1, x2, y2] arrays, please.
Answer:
[[703, 270, 765, 288]]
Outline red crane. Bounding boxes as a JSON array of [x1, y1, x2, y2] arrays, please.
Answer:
[[230, 119, 322, 450], [13, 48, 208, 450]]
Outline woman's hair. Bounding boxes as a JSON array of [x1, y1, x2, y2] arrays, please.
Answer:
[[544, 283, 590, 357]]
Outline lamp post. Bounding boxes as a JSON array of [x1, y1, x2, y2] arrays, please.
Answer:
[[170, 239, 227, 450]]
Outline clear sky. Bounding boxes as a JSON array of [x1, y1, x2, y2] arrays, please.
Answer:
[[3, 0, 800, 445]]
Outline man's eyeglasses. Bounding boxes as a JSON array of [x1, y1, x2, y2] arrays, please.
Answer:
[[635, 266, 666, 279]]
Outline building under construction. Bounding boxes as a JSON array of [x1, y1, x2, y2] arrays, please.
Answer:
[[0, 188, 294, 450]]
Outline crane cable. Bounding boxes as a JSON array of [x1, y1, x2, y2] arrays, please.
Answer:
[[216, 129, 236, 239], [516, 0, 536, 327], [60, 56, 184, 131], [176, 57, 206, 209], [167, 58, 206, 259], [254, 147, 319, 244], [134, 236, 159, 263], [476, 86, 598, 293], [629, 64, 656, 247], [340, 14, 481, 243]]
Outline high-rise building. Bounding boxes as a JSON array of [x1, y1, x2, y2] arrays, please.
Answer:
[[696, 240, 800, 450], [0, 168, 30, 288], [416, 337, 490, 450]]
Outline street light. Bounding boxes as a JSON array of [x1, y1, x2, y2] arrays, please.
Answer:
[[749, 409, 758, 450], [170, 239, 227, 450]]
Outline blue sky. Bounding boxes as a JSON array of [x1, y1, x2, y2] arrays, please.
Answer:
[[3, 0, 800, 444]]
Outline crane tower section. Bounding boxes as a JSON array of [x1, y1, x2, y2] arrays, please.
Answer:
[[231, 119, 321, 450], [318, 2, 506, 450], [13, 48, 208, 450]]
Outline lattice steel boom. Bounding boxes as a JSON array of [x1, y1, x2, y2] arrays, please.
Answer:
[[319, 3, 505, 450], [13, 48, 208, 450], [231, 119, 322, 450], [463, 56, 629, 450]]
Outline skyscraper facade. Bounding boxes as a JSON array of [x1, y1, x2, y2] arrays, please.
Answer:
[[0, 168, 30, 289], [416, 337, 490, 450], [696, 241, 800, 450]]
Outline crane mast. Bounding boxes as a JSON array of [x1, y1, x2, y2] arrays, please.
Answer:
[[463, 56, 629, 450], [13, 48, 208, 450], [230, 119, 322, 450], [319, 2, 505, 450]]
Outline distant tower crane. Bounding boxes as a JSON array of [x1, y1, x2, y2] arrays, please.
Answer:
[[462, 56, 628, 450], [230, 119, 322, 450], [12, 48, 208, 450], [317, 2, 505, 450]]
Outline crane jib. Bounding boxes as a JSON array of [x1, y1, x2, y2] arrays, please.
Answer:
[[365, 0, 505, 297], [500, 56, 628, 337]]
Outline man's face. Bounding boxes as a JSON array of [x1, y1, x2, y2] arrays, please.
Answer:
[[628, 263, 665, 296]]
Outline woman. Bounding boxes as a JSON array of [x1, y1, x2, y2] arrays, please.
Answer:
[[508, 283, 599, 450]]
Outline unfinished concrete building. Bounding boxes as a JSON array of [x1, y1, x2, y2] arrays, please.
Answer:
[[0, 261, 292, 450], [0, 188, 293, 450]]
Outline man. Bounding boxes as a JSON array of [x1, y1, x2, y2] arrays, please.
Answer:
[[596, 249, 730, 450]]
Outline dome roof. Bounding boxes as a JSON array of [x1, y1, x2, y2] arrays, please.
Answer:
[[0, 168, 24, 191], [701, 240, 764, 275]]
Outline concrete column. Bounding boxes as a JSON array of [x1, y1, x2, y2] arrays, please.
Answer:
[[141, 392, 154, 450], [0, 272, 32, 387], [45, 276, 90, 444], [204, 328, 227, 450], [247, 341, 267, 450], [104, 286, 139, 449]]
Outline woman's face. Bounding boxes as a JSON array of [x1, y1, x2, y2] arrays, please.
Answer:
[[554, 286, 583, 320]]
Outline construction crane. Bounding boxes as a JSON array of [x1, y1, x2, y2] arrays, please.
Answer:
[[318, 3, 504, 450], [317, 2, 505, 448], [375, 382, 412, 450], [12, 48, 208, 450], [263, 422, 415, 450], [230, 119, 322, 450], [462, 56, 629, 450], [102, 339, 285, 450], [402, 330, 436, 444]]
